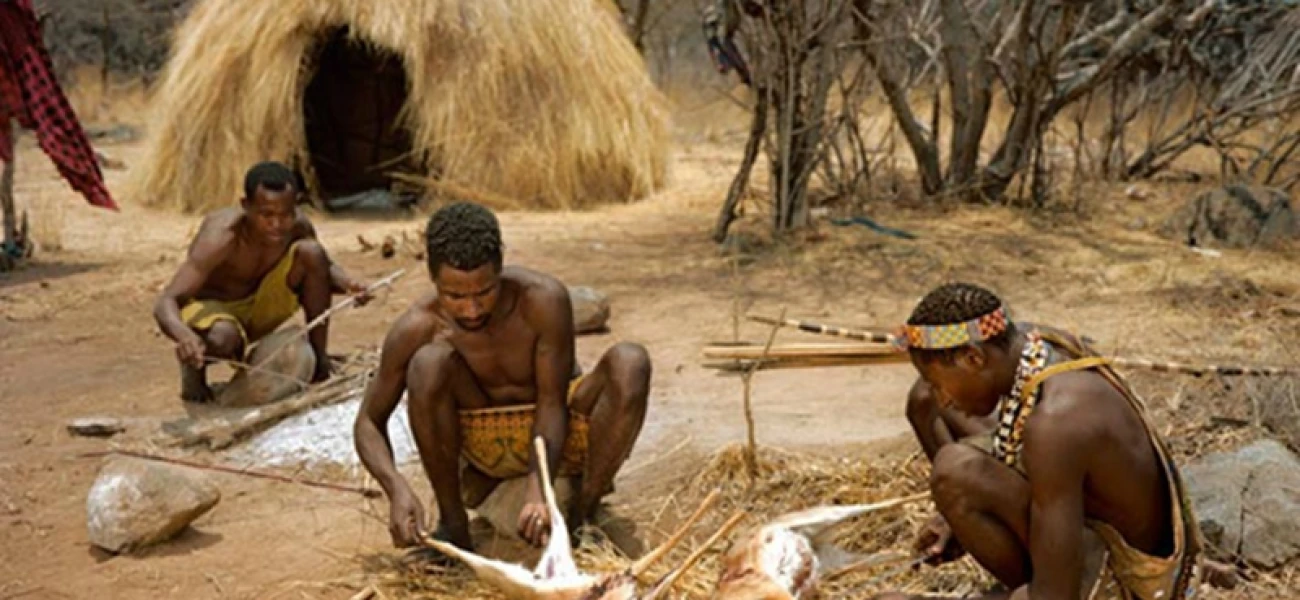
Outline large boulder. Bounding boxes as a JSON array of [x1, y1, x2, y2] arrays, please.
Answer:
[[86, 456, 221, 554], [1183, 439, 1300, 568], [1160, 185, 1298, 249], [568, 286, 611, 334], [216, 326, 316, 408]]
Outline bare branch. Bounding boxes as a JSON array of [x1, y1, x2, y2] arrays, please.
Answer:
[[1049, 0, 1187, 115]]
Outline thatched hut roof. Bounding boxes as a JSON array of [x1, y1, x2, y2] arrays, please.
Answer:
[[129, 0, 672, 213]]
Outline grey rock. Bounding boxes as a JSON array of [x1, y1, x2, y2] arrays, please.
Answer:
[[569, 286, 610, 334], [66, 417, 125, 438], [1183, 439, 1300, 568], [1160, 185, 1298, 249], [86, 457, 221, 554]]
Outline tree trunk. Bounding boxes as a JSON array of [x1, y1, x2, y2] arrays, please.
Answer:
[[713, 90, 771, 242]]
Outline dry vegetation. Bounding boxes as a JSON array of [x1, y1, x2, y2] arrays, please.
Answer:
[[20, 1, 1300, 599], [126, 0, 671, 213]]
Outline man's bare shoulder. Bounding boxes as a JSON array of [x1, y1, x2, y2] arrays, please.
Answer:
[[504, 266, 570, 310], [186, 208, 242, 257], [388, 293, 444, 341], [1023, 369, 1121, 450], [291, 210, 319, 240]]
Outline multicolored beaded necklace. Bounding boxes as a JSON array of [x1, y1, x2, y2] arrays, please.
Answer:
[[992, 330, 1049, 467]]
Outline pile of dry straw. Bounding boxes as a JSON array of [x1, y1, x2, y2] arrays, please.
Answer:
[[359, 428, 1300, 599]]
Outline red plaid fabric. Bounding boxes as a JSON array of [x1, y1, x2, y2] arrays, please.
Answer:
[[0, 0, 116, 211]]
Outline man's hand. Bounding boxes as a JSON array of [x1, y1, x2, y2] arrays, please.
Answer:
[[915, 513, 965, 565], [346, 279, 374, 306], [175, 331, 207, 369], [517, 499, 551, 547], [388, 486, 428, 548]]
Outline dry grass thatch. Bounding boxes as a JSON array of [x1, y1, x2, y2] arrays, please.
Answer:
[[128, 0, 672, 213]]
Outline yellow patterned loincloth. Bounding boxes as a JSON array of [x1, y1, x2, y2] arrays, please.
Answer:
[[459, 376, 590, 480], [179, 243, 301, 349]]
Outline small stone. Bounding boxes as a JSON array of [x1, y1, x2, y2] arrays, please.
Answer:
[[568, 286, 611, 334], [86, 456, 221, 554], [66, 417, 126, 438], [1127, 217, 1148, 231]]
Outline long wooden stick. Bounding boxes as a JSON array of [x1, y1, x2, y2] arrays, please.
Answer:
[[78, 449, 381, 498], [747, 314, 899, 345], [746, 314, 1300, 377], [644, 511, 748, 600], [252, 268, 406, 368]]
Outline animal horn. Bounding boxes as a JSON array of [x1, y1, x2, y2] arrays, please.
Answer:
[[630, 488, 723, 577], [643, 510, 748, 600], [765, 492, 930, 537], [531, 436, 580, 581]]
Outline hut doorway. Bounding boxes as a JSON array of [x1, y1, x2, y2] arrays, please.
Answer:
[[302, 28, 419, 210]]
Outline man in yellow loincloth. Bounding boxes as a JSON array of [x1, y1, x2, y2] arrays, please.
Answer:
[[153, 161, 371, 403], [874, 282, 1204, 600], [353, 201, 651, 555]]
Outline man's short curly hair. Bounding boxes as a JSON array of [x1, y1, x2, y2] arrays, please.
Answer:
[[906, 282, 1015, 362], [425, 202, 504, 275]]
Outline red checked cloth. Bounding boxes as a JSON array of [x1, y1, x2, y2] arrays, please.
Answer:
[[0, 0, 116, 210]]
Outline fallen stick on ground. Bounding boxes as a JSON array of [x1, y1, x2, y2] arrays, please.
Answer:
[[172, 370, 367, 450], [252, 268, 406, 368], [78, 449, 381, 498]]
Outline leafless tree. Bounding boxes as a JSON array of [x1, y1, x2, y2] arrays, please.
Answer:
[[713, 0, 858, 241], [855, 0, 1206, 203]]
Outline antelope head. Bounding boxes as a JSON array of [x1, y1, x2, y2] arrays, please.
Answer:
[[713, 494, 929, 600]]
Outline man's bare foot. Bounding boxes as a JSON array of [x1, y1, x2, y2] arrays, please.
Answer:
[[180, 364, 213, 403]]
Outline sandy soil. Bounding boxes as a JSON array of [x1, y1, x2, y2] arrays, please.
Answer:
[[1, 116, 1298, 599]]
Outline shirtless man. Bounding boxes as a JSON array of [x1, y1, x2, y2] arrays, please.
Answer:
[[874, 282, 1202, 600], [353, 201, 651, 552], [153, 161, 371, 403]]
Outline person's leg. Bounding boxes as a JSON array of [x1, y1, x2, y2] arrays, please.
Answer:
[[286, 241, 332, 382], [566, 342, 651, 527], [405, 340, 491, 550], [180, 319, 244, 403], [929, 443, 1032, 588]]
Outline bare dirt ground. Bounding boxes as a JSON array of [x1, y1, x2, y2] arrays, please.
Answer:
[[2, 106, 1299, 598]]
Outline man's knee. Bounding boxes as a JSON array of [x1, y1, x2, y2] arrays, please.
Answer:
[[930, 443, 988, 514], [601, 342, 651, 416], [204, 321, 244, 358], [607, 342, 651, 393], [407, 341, 462, 405], [906, 380, 937, 430]]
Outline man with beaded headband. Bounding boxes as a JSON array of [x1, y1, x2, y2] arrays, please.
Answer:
[[874, 283, 1203, 600]]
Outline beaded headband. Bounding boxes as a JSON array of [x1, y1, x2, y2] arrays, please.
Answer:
[[895, 305, 1010, 350]]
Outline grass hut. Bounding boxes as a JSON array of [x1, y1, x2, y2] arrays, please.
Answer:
[[129, 0, 672, 213]]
